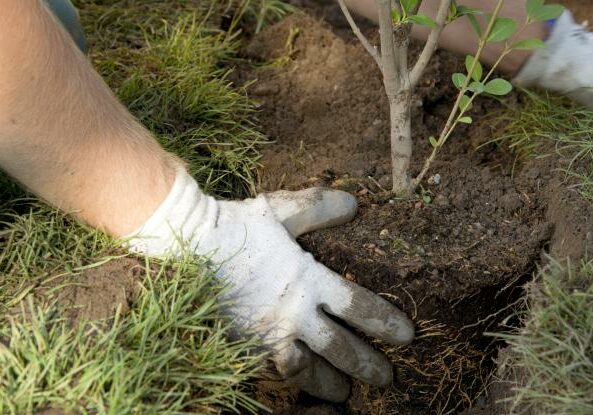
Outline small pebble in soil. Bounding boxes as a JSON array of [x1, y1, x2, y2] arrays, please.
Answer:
[[344, 272, 356, 282], [374, 247, 386, 256], [427, 173, 442, 185]]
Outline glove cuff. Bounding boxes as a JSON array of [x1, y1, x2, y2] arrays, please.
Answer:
[[127, 168, 218, 256]]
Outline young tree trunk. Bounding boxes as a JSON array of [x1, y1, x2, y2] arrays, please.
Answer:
[[376, 0, 413, 194], [389, 90, 412, 193]]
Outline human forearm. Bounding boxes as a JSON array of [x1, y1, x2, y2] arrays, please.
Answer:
[[0, 0, 176, 236]]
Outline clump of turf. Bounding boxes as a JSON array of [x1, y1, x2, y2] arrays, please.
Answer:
[[491, 91, 593, 200], [0, 205, 266, 414], [497, 259, 593, 415]]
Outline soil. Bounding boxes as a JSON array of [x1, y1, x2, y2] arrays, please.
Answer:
[[54, 257, 142, 327], [233, 2, 593, 414], [8, 257, 143, 331]]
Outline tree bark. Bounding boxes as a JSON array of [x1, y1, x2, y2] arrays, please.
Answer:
[[376, 0, 413, 194], [389, 90, 412, 193]]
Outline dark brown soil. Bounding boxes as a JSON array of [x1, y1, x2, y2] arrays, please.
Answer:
[[234, 2, 593, 414]]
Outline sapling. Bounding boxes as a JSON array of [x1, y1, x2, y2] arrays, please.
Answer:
[[337, 0, 564, 194]]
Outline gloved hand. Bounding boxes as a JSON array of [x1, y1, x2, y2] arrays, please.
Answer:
[[129, 169, 414, 402], [514, 10, 593, 107]]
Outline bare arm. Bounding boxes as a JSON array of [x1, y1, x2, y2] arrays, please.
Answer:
[[0, 0, 176, 236]]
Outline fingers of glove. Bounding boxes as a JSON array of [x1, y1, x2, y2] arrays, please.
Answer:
[[264, 188, 357, 238], [300, 312, 393, 386], [317, 267, 415, 345], [274, 340, 351, 402]]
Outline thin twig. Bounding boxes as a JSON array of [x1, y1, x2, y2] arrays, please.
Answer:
[[409, 0, 452, 88], [336, 0, 382, 70]]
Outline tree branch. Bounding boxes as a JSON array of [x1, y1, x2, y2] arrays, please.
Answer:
[[336, 0, 382, 70], [409, 0, 452, 88]]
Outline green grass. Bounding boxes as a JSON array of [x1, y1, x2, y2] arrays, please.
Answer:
[[497, 259, 593, 415], [0, 205, 266, 414], [491, 90, 593, 200], [241, 0, 295, 33], [75, 0, 268, 198]]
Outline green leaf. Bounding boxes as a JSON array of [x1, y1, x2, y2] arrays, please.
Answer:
[[468, 81, 485, 94], [465, 55, 483, 82], [423, 194, 432, 204], [457, 5, 482, 16], [459, 116, 473, 124], [487, 17, 517, 42], [408, 14, 437, 29], [452, 73, 467, 89], [459, 94, 473, 111], [526, 0, 544, 19], [400, 0, 418, 14], [429, 136, 438, 148], [391, 8, 402, 23], [448, 1, 457, 20], [466, 14, 482, 37], [511, 38, 547, 50], [529, 4, 564, 22], [485, 78, 513, 95]]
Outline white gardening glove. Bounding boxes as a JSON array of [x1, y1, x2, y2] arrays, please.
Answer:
[[128, 169, 414, 402], [514, 10, 593, 107]]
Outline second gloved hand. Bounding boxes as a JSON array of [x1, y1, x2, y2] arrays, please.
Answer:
[[515, 10, 593, 107], [129, 169, 414, 402]]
